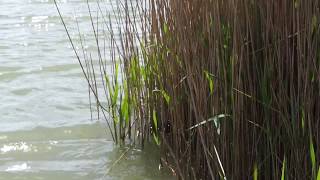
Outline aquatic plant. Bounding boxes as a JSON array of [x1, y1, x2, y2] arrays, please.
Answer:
[[55, 0, 320, 179]]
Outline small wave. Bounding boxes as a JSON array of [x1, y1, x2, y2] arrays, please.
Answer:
[[0, 142, 32, 154], [6, 163, 31, 172]]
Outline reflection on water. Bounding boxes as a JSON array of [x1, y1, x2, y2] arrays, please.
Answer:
[[0, 0, 173, 179]]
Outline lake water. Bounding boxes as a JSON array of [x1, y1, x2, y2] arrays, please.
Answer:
[[0, 0, 172, 179]]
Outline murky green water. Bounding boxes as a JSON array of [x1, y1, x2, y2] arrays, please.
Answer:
[[0, 0, 172, 179]]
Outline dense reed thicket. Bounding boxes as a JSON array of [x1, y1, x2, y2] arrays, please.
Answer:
[[56, 0, 320, 179]]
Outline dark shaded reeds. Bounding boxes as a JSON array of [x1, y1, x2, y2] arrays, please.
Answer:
[[56, 0, 320, 179]]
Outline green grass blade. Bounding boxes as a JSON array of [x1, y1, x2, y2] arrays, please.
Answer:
[[310, 135, 316, 174], [153, 110, 158, 130], [161, 90, 170, 105], [301, 109, 305, 133], [152, 133, 160, 146], [112, 84, 119, 106], [115, 62, 119, 83], [204, 70, 214, 94], [253, 163, 258, 180], [105, 75, 112, 100], [121, 89, 129, 125], [281, 156, 286, 180], [163, 23, 169, 35]]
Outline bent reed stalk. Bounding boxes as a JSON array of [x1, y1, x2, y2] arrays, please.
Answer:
[[55, 0, 320, 179]]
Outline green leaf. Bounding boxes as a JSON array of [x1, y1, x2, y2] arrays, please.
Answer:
[[281, 156, 286, 180], [114, 116, 119, 124], [105, 75, 112, 96], [112, 84, 119, 106], [141, 66, 146, 82], [152, 110, 160, 146], [153, 110, 158, 130], [253, 163, 258, 180], [312, 73, 315, 83], [163, 23, 169, 35], [310, 135, 316, 173], [115, 62, 119, 83], [105, 75, 114, 110], [317, 166, 320, 180], [294, 0, 299, 8], [204, 70, 214, 94], [152, 133, 160, 146], [121, 89, 129, 125], [312, 15, 318, 34], [161, 90, 170, 105], [112, 107, 119, 124]]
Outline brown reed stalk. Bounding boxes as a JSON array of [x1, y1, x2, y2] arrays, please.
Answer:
[[56, 0, 320, 179]]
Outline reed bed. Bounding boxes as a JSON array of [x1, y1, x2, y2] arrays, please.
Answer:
[[55, 0, 320, 179]]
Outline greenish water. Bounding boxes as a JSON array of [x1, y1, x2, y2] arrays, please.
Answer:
[[0, 0, 172, 179]]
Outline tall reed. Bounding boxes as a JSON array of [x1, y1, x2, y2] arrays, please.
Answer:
[[56, 0, 320, 179]]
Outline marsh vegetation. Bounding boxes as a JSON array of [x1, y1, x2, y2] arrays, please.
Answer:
[[56, 0, 320, 179]]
